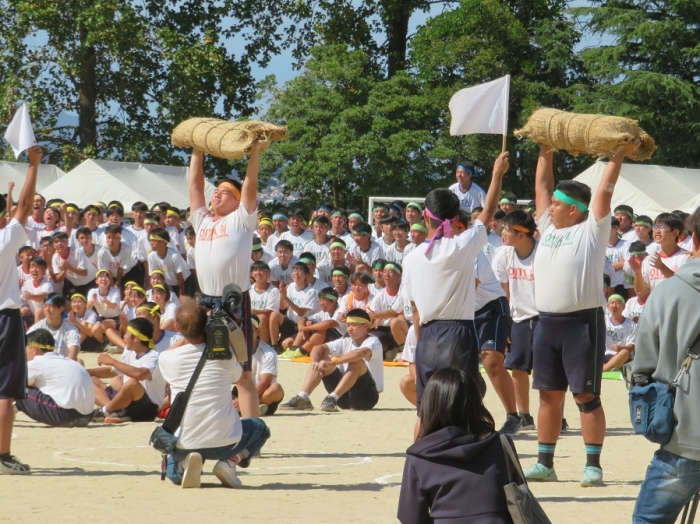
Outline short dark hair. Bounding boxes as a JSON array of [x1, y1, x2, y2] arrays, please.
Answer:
[[418, 367, 495, 439], [132, 201, 148, 212], [312, 216, 330, 228], [655, 212, 684, 239], [331, 265, 351, 278], [275, 240, 293, 253], [503, 210, 536, 236], [372, 259, 388, 270], [350, 272, 374, 285], [105, 224, 122, 235], [289, 208, 307, 222], [556, 180, 592, 207], [346, 308, 370, 322], [352, 222, 373, 236], [19, 246, 35, 256], [26, 328, 56, 351], [292, 262, 310, 274], [379, 216, 398, 226], [393, 220, 410, 232], [30, 257, 47, 270], [635, 215, 652, 227], [629, 240, 648, 254], [185, 225, 195, 236], [128, 318, 154, 345], [614, 204, 634, 217], [424, 189, 460, 226], [319, 287, 338, 300], [493, 209, 506, 220], [250, 260, 271, 272], [298, 252, 316, 264], [52, 231, 69, 242], [76, 226, 93, 238], [43, 292, 66, 309]]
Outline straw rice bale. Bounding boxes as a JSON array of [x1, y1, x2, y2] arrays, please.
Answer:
[[515, 109, 655, 160], [171, 118, 288, 159]]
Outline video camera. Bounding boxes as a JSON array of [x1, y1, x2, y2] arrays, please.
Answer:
[[198, 284, 248, 363]]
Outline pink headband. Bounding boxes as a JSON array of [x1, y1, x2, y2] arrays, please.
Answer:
[[424, 207, 456, 254]]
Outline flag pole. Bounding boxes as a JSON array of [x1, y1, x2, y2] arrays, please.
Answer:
[[501, 75, 510, 153], [501, 134, 507, 153]]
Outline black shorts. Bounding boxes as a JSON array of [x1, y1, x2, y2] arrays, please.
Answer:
[[474, 296, 512, 355], [279, 316, 299, 342], [505, 316, 538, 374], [0, 309, 27, 400], [105, 386, 159, 422], [532, 307, 606, 395], [414, 319, 479, 412], [122, 264, 145, 289], [322, 368, 379, 411], [323, 328, 343, 343], [370, 326, 395, 350], [71, 280, 95, 300], [16, 387, 92, 427]]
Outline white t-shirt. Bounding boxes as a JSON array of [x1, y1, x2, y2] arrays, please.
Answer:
[[28, 319, 81, 358], [147, 248, 190, 287], [308, 309, 346, 335], [402, 221, 487, 324], [679, 235, 694, 252], [474, 251, 506, 311], [190, 205, 257, 295], [492, 242, 538, 323], [269, 257, 298, 286], [146, 289, 180, 306], [619, 228, 638, 243], [622, 296, 646, 322], [76, 245, 101, 286], [534, 209, 610, 313], [316, 260, 350, 283], [326, 335, 384, 392], [370, 288, 401, 327], [27, 352, 95, 414], [605, 316, 637, 356], [348, 240, 385, 267], [621, 259, 636, 290], [98, 227, 139, 254], [481, 231, 503, 264], [266, 231, 285, 252], [303, 239, 331, 263], [606, 239, 629, 288], [280, 230, 314, 257], [97, 244, 137, 277], [159, 342, 243, 450], [285, 283, 319, 322], [52, 249, 88, 285], [21, 279, 54, 313], [400, 325, 417, 363], [376, 236, 394, 254], [154, 330, 181, 354], [116, 348, 167, 407], [88, 286, 122, 318], [186, 246, 196, 270], [448, 181, 486, 212], [641, 249, 691, 291], [249, 284, 280, 312], [392, 290, 413, 320], [252, 341, 278, 385], [76, 309, 98, 325], [338, 292, 371, 315], [384, 243, 407, 265], [160, 302, 178, 327], [0, 219, 29, 309], [309, 278, 330, 294]]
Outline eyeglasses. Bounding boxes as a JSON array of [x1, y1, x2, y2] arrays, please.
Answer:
[[652, 224, 669, 230]]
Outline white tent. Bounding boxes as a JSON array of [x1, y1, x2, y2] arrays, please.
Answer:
[[40, 159, 215, 210], [0, 161, 66, 192], [574, 161, 700, 218]]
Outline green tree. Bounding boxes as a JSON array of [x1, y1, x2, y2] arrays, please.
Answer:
[[573, 0, 700, 167]]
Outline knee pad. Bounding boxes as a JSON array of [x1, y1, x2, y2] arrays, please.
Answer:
[[575, 394, 601, 413]]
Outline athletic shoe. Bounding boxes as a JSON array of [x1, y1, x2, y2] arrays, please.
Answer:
[[279, 347, 304, 359], [105, 414, 132, 424], [519, 413, 536, 430], [180, 452, 203, 489], [213, 459, 243, 488], [561, 418, 570, 433], [523, 463, 558, 482], [279, 395, 313, 411], [0, 455, 30, 475], [500, 414, 521, 436], [258, 404, 269, 417], [91, 407, 105, 423], [580, 466, 604, 487], [320, 395, 339, 412], [105, 344, 123, 355]]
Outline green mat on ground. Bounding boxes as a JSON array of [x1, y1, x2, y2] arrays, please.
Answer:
[[602, 371, 622, 380]]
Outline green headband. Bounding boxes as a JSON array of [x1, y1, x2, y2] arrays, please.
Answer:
[[299, 257, 315, 265], [406, 202, 423, 213], [629, 249, 647, 256], [385, 262, 402, 274], [634, 220, 652, 228], [331, 268, 348, 277], [330, 210, 344, 218], [608, 294, 626, 305], [348, 213, 364, 221], [372, 262, 385, 269], [553, 189, 588, 213], [320, 293, 338, 301], [411, 224, 427, 234], [329, 241, 346, 250], [615, 208, 634, 218], [499, 197, 516, 204]]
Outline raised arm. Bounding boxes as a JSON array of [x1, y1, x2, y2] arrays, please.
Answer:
[[535, 145, 554, 219], [592, 140, 639, 222], [475, 151, 509, 226], [14, 146, 42, 226], [241, 137, 270, 214], [188, 149, 206, 211]]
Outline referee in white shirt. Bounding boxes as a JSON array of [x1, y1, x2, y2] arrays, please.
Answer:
[[188, 137, 269, 418], [0, 145, 42, 475]]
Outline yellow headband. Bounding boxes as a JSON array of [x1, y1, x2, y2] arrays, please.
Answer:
[[137, 304, 161, 317], [251, 317, 260, 329], [71, 293, 87, 302], [144, 218, 158, 225], [31, 342, 56, 351], [131, 286, 147, 296], [96, 269, 111, 278], [127, 326, 155, 348], [218, 181, 241, 201], [149, 234, 169, 243], [150, 269, 165, 277], [152, 284, 166, 293], [346, 316, 370, 325], [65, 205, 79, 213], [258, 218, 273, 228], [124, 281, 138, 288], [165, 209, 179, 218]]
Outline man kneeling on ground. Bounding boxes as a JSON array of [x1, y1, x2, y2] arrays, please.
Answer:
[[17, 329, 95, 428], [158, 303, 270, 488], [280, 309, 384, 412]]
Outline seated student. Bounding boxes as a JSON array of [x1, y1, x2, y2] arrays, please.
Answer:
[[17, 329, 95, 428], [376, 216, 397, 253], [622, 288, 648, 324], [88, 269, 122, 340], [303, 216, 331, 263], [316, 238, 351, 283], [17, 246, 37, 291], [331, 265, 351, 299], [158, 303, 270, 489], [74, 226, 100, 297], [280, 209, 314, 257], [348, 222, 384, 271], [249, 261, 281, 345], [368, 262, 409, 360], [89, 318, 166, 424], [147, 269, 180, 306], [122, 284, 148, 321], [280, 309, 383, 412], [251, 236, 274, 264], [337, 272, 373, 323], [298, 252, 329, 293], [622, 240, 648, 297], [136, 302, 181, 353], [235, 314, 285, 416], [398, 325, 418, 406], [603, 294, 636, 372], [147, 228, 190, 297], [28, 294, 81, 361], [370, 259, 387, 297], [275, 262, 319, 351], [404, 222, 427, 257], [97, 224, 139, 287], [21, 256, 53, 325], [385, 220, 410, 264], [288, 287, 344, 356], [151, 283, 178, 331], [269, 240, 298, 286], [67, 292, 104, 351], [51, 231, 88, 298]]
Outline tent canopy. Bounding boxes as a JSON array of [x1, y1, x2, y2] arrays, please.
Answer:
[[574, 161, 700, 218], [40, 159, 215, 210], [0, 161, 66, 193]]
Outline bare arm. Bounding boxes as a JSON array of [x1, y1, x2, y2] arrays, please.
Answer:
[[241, 138, 270, 214], [592, 141, 639, 222], [411, 302, 421, 339], [188, 149, 206, 211], [535, 145, 554, 219], [476, 152, 509, 226], [14, 146, 42, 226], [6, 181, 14, 215]]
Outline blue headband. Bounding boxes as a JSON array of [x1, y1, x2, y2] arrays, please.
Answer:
[[457, 164, 473, 174], [272, 214, 287, 220], [317, 205, 332, 212]]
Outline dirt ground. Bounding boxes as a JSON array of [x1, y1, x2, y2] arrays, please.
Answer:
[[3, 353, 655, 523]]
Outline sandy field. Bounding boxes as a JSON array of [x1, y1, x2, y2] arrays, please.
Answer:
[[3, 353, 657, 523]]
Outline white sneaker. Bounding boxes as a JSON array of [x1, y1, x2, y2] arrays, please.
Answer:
[[213, 459, 243, 488], [180, 452, 203, 489]]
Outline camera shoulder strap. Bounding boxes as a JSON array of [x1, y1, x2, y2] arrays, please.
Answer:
[[161, 347, 209, 434]]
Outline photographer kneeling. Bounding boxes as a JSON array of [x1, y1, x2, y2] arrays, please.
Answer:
[[158, 303, 270, 489]]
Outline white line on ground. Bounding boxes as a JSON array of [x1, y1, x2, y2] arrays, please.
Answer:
[[375, 473, 402, 486]]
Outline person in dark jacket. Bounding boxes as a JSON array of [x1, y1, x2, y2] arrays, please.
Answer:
[[397, 367, 516, 524]]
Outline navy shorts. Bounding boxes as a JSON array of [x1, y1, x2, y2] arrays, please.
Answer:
[[0, 309, 27, 400], [16, 387, 92, 427], [322, 368, 379, 411], [370, 326, 395, 351], [105, 386, 159, 422], [279, 316, 298, 342], [474, 297, 512, 355], [505, 316, 538, 374], [415, 319, 479, 412], [532, 307, 606, 395]]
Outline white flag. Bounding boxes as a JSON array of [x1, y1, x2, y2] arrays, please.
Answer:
[[4, 103, 37, 159], [449, 75, 510, 136]]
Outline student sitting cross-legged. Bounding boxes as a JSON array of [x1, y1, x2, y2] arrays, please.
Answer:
[[279, 309, 384, 412]]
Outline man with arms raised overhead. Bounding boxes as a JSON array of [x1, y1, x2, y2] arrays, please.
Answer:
[[188, 137, 269, 418]]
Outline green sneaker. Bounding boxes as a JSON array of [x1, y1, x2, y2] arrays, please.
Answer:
[[523, 463, 558, 482], [279, 347, 304, 359], [580, 466, 604, 487]]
